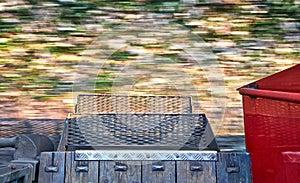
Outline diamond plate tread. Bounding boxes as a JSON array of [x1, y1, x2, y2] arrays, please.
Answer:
[[76, 94, 192, 114], [75, 150, 217, 161]]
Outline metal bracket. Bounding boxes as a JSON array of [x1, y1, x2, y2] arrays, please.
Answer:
[[190, 165, 203, 171], [45, 166, 58, 173], [226, 166, 240, 173], [75, 166, 89, 172], [152, 164, 165, 171], [114, 165, 127, 171]]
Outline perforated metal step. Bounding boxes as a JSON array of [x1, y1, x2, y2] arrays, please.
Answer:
[[65, 113, 217, 151], [76, 94, 193, 114]]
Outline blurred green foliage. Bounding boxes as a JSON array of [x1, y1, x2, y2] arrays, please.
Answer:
[[0, 0, 299, 100]]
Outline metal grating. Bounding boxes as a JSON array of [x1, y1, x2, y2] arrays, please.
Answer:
[[66, 113, 215, 150], [0, 118, 64, 138], [76, 94, 192, 114]]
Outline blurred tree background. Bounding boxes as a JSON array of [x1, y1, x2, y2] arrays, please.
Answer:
[[0, 0, 299, 135]]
